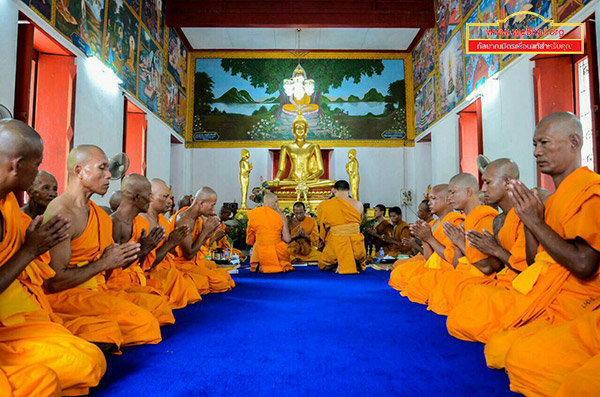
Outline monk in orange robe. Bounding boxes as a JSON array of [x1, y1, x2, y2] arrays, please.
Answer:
[[366, 204, 393, 255], [202, 206, 244, 261], [381, 206, 412, 257], [287, 201, 321, 263], [317, 180, 366, 274], [0, 120, 106, 396], [388, 193, 458, 291], [171, 187, 235, 291], [426, 173, 499, 315], [137, 178, 202, 307], [107, 174, 175, 324], [401, 185, 465, 304], [447, 112, 600, 369], [44, 145, 162, 347], [246, 192, 294, 273], [504, 308, 600, 396]]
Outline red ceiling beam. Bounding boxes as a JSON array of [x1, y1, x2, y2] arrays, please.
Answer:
[[166, 0, 434, 28]]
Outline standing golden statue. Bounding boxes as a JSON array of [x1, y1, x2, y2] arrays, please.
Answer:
[[267, 112, 334, 190], [239, 149, 252, 209], [346, 149, 360, 200]]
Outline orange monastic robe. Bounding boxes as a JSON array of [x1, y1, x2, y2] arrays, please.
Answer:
[[373, 220, 394, 254], [427, 205, 498, 315], [317, 198, 366, 274], [386, 221, 412, 257], [494, 208, 528, 288], [0, 364, 61, 397], [46, 200, 162, 347], [0, 193, 106, 396], [288, 216, 321, 262], [170, 209, 235, 291], [447, 167, 600, 350], [246, 206, 294, 273], [203, 223, 245, 260], [401, 212, 465, 304], [504, 309, 600, 396], [134, 215, 201, 308]]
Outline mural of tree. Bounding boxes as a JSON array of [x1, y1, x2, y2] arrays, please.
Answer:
[[194, 71, 215, 115], [385, 80, 406, 113]]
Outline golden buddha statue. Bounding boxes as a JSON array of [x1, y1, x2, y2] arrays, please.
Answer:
[[346, 149, 360, 200], [239, 149, 252, 210], [267, 113, 334, 190], [281, 64, 320, 115]]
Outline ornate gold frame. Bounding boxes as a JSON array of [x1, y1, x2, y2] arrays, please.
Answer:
[[185, 51, 415, 148]]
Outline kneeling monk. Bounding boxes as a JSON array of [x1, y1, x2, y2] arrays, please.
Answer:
[[43, 145, 162, 347], [287, 201, 321, 263], [246, 192, 294, 273], [0, 120, 105, 396], [316, 180, 366, 274]]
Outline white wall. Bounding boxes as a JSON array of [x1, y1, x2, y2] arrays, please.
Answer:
[[430, 113, 460, 185], [146, 116, 172, 183], [0, 0, 18, 112]]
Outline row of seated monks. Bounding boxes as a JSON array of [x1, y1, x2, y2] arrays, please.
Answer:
[[389, 112, 600, 396], [0, 118, 237, 396]]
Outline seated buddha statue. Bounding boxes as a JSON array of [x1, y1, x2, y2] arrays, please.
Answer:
[[267, 113, 335, 190], [282, 64, 320, 115]]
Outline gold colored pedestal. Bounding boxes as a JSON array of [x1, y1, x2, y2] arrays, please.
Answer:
[[270, 187, 332, 212]]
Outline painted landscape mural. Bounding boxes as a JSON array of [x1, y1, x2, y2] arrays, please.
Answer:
[[192, 57, 409, 143]]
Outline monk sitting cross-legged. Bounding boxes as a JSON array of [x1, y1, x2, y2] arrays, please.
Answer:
[[171, 187, 235, 292], [137, 178, 202, 308], [246, 192, 294, 273], [397, 185, 464, 300], [106, 174, 175, 325], [43, 145, 162, 347], [287, 201, 321, 263], [447, 112, 600, 371], [366, 204, 394, 255], [0, 120, 106, 396], [316, 180, 366, 274], [381, 206, 412, 257], [202, 206, 245, 262]]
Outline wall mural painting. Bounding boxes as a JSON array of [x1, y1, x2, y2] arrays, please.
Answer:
[[175, 90, 186, 136], [462, 0, 480, 18], [138, 29, 163, 114], [168, 29, 188, 89], [104, 0, 139, 92], [439, 30, 465, 116], [437, 0, 462, 46], [166, 74, 178, 130], [141, 0, 165, 47], [557, 0, 591, 22], [414, 75, 436, 135], [125, 0, 139, 15], [55, 0, 104, 57], [465, 0, 500, 95], [192, 57, 410, 145], [412, 29, 435, 88], [21, 0, 52, 22]]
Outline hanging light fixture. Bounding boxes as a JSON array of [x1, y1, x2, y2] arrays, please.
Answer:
[[283, 29, 315, 103]]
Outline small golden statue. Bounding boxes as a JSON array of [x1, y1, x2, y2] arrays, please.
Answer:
[[239, 149, 252, 209], [295, 181, 309, 208], [267, 112, 334, 190], [346, 149, 360, 200]]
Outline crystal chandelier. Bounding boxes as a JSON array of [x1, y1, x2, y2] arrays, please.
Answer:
[[283, 29, 315, 102]]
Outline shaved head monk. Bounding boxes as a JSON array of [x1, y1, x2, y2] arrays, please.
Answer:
[[109, 190, 122, 213], [138, 178, 202, 307], [203, 205, 245, 261], [399, 199, 436, 256], [447, 112, 600, 382], [287, 202, 321, 263], [178, 195, 192, 211], [106, 174, 175, 326], [22, 170, 57, 219], [394, 184, 464, 300], [316, 180, 366, 274], [0, 120, 106, 396], [43, 144, 162, 348], [246, 192, 294, 273], [425, 173, 499, 315], [170, 187, 235, 291]]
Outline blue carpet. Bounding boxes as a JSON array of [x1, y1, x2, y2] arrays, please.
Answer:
[[91, 267, 514, 396]]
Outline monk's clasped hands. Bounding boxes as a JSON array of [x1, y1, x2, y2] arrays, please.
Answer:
[[24, 215, 71, 257], [410, 220, 432, 241], [101, 242, 141, 270], [442, 222, 464, 246], [507, 179, 545, 228], [466, 229, 501, 257]]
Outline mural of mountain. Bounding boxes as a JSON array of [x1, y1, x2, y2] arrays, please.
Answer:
[[215, 88, 255, 103], [362, 88, 385, 102], [260, 96, 280, 104], [347, 95, 361, 102]]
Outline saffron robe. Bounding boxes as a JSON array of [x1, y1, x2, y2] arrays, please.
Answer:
[[246, 206, 294, 273], [447, 167, 600, 348], [170, 209, 236, 291], [557, 353, 600, 397], [202, 223, 245, 260], [386, 221, 412, 257], [134, 215, 201, 308], [288, 216, 321, 262], [505, 309, 600, 397], [0, 364, 61, 397], [316, 198, 366, 275], [401, 212, 466, 304], [493, 208, 528, 288], [45, 200, 162, 347], [0, 193, 106, 396], [427, 205, 498, 315], [373, 220, 393, 254]]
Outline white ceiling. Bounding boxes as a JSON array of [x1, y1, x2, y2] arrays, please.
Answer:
[[181, 28, 420, 51]]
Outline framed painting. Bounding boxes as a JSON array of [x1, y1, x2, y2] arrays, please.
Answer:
[[168, 28, 187, 89], [439, 30, 465, 116], [138, 29, 163, 114], [437, 0, 462, 46], [415, 75, 436, 135], [55, 0, 104, 57], [104, 0, 139, 93], [413, 28, 436, 89], [141, 0, 165, 48], [186, 52, 414, 148]]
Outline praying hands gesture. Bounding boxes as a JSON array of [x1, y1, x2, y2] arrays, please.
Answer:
[[166, 225, 190, 248], [295, 226, 308, 239], [508, 179, 545, 228], [24, 215, 71, 258], [100, 242, 142, 271], [139, 226, 166, 257], [203, 216, 221, 236], [410, 220, 432, 242], [443, 222, 466, 254], [466, 229, 501, 257]]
